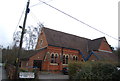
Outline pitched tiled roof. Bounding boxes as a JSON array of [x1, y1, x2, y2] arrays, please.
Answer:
[[43, 27, 90, 54], [43, 27, 105, 54], [88, 37, 105, 51], [93, 52, 118, 62], [20, 47, 47, 60]]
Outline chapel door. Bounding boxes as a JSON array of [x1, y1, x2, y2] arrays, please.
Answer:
[[33, 60, 42, 71]]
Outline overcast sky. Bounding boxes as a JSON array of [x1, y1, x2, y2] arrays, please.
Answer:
[[0, 0, 119, 48]]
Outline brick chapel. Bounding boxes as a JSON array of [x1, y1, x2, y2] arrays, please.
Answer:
[[20, 27, 117, 73]]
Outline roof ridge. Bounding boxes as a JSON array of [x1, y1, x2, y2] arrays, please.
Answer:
[[92, 37, 105, 41], [43, 27, 91, 40]]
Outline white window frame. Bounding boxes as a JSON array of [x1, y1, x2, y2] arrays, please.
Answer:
[[40, 39, 43, 47]]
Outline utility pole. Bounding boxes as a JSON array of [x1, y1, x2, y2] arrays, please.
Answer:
[[15, 0, 30, 79]]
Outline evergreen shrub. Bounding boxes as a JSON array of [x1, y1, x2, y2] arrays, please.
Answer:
[[68, 61, 120, 81]]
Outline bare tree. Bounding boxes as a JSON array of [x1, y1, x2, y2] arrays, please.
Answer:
[[12, 24, 43, 50], [13, 31, 21, 47]]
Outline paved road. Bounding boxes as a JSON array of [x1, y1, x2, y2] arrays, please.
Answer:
[[0, 66, 8, 81], [0, 66, 2, 81], [39, 74, 69, 79], [0, 67, 69, 81]]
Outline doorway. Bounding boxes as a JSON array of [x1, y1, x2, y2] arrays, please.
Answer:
[[33, 60, 42, 71]]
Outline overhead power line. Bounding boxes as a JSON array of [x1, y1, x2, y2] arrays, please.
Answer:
[[30, 11, 41, 24], [30, 2, 42, 7], [29, 11, 44, 27], [39, 0, 118, 41], [13, 7, 25, 37], [30, 0, 53, 8]]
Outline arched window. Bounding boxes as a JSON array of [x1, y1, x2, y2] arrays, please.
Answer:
[[63, 55, 65, 64], [51, 54, 54, 63], [66, 56, 69, 64], [55, 54, 58, 63], [73, 56, 76, 60], [62, 55, 69, 64], [76, 56, 78, 61], [51, 53, 58, 63], [73, 56, 78, 61], [81, 58, 84, 62]]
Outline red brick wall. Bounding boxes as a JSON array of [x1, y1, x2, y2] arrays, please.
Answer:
[[43, 46, 82, 72], [99, 39, 112, 52], [88, 53, 98, 61], [21, 45, 82, 72], [35, 30, 48, 50], [23, 29, 83, 72], [21, 46, 83, 72], [20, 49, 47, 71]]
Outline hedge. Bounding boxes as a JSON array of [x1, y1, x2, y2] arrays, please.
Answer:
[[68, 61, 120, 81]]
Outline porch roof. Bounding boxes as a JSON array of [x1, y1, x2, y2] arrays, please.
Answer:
[[20, 47, 47, 61]]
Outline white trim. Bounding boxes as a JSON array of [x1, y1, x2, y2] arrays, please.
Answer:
[[62, 54, 69, 57], [55, 53, 59, 57], [47, 52, 50, 54], [50, 63, 58, 65], [63, 54, 66, 56], [91, 60, 95, 61], [98, 49, 112, 53], [26, 63, 28, 66], [50, 53, 54, 56], [63, 64, 68, 66], [47, 52, 50, 61], [73, 55, 77, 58], [66, 54, 69, 57], [44, 55, 47, 61]]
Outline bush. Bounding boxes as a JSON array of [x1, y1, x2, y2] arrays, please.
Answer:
[[68, 62, 82, 79], [91, 62, 117, 80], [68, 61, 119, 81]]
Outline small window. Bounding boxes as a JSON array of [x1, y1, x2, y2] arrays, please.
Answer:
[[40, 40, 43, 47], [81, 58, 84, 62]]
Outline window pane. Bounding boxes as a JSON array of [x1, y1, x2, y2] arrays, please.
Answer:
[[73, 56, 75, 60], [51, 54, 54, 58], [55, 54, 57, 58], [63, 55, 65, 64], [76, 57, 78, 61], [55, 54, 57, 63], [51, 54, 54, 63], [66, 56, 68, 64]]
